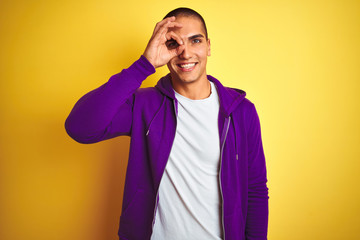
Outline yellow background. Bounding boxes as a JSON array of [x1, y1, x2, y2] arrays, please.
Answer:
[[1, 0, 359, 239]]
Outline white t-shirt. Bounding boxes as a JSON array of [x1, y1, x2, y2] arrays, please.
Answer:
[[151, 81, 222, 240]]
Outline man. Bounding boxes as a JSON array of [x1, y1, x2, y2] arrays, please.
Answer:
[[65, 7, 268, 240]]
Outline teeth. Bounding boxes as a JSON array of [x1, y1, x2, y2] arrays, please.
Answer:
[[179, 63, 196, 69]]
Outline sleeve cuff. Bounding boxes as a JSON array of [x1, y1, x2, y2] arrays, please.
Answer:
[[119, 55, 156, 84], [131, 55, 156, 82]]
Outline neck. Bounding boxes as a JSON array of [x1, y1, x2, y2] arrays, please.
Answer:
[[171, 77, 211, 100]]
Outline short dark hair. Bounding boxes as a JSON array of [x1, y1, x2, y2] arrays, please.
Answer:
[[163, 7, 208, 40]]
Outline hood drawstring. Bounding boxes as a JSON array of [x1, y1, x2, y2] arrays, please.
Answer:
[[146, 95, 166, 136], [231, 114, 239, 160]]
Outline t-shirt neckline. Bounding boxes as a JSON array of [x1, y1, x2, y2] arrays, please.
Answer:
[[173, 81, 216, 103]]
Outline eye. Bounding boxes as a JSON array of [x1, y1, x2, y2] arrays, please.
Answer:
[[193, 39, 201, 44], [166, 41, 179, 49]]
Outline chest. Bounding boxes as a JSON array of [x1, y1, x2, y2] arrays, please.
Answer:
[[174, 97, 220, 166]]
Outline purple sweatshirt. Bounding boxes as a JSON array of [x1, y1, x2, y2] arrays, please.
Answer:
[[65, 55, 269, 240]]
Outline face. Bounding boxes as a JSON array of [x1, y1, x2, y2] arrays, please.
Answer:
[[166, 16, 211, 85]]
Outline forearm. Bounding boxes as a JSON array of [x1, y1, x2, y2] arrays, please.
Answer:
[[246, 183, 269, 239], [65, 55, 155, 143], [245, 103, 269, 239]]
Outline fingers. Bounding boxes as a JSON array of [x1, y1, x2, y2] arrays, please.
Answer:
[[165, 31, 183, 45], [152, 17, 183, 40], [144, 17, 185, 67], [169, 43, 186, 58], [176, 44, 186, 55], [158, 22, 183, 38], [153, 16, 175, 34]]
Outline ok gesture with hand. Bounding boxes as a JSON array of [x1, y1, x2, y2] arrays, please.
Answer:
[[143, 16, 185, 69]]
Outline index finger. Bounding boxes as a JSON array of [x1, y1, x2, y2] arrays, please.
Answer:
[[154, 21, 183, 42], [165, 31, 183, 46], [152, 16, 180, 35]]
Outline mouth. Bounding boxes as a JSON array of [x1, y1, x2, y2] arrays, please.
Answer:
[[176, 62, 198, 72]]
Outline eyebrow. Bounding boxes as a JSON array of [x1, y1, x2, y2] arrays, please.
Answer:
[[188, 34, 205, 40], [166, 34, 205, 44]]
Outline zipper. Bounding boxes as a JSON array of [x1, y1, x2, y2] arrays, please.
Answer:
[[151, 99, 178, 231], [219, 116, 231, 240], [146, 96, 166, 136]]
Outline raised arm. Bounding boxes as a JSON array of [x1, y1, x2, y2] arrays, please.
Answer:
[[65, 56, 155, 143], [65, 16, 185, 143]]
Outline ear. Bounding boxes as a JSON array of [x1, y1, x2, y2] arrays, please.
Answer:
[[207, 38, 211, 56]]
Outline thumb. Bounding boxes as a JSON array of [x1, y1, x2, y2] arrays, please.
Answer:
[[169, 44, 185, 58]]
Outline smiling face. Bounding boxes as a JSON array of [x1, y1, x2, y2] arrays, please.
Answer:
[[166, 16, 211, 85]]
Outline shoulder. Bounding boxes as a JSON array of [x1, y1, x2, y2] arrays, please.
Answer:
[[224, 87, 259, 128], [133, 86, 165, 107], [135, 87, 162, 98], [225, 86, 255, 109]]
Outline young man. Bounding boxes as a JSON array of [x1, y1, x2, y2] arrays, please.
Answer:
[[65, 8, 269, 240]]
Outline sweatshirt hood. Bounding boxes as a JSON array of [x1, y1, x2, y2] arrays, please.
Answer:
[[155, 73, 246, 116]]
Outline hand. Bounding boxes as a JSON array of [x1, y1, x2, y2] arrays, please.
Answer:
[[143, 16, 185, 68]]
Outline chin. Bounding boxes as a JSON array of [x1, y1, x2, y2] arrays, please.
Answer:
[[173, 74, 199, 84]]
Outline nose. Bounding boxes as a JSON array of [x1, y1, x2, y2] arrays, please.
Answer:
[[179, 43, 191, 59]]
